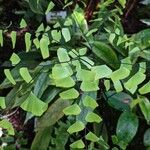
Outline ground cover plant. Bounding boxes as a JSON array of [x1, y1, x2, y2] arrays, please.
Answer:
[[0, 0, 150, 149]]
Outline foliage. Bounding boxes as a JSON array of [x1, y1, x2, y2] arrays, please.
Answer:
[[0, 0, 150, 149]]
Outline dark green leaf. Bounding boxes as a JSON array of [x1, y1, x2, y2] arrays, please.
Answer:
[[92, 41, 119, 68], [106, 91, 132, 111], [116, 112, 138, 146]]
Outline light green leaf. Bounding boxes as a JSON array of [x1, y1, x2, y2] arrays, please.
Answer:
[[113, 80, 123, 92], [86, 28, 98, 37], [91, 65, 112, 80], [33, 38, 40, 49], [19, 67, 32, 83], [10, 53, 21, 65], [57, 48, 70, 63], [124, 72, 146, 94], [10, 31, 17, 49], [4, 69, 16, 85], [76, 69, 95, 81], [85, 112, 102, 123], [45, 1, 55, 14], [36, 23, 45, 33], [70, 139, 85, 149], [139, 81, 150, 94], [0, 30, 3, 47], [40, 36, 50, 59], [62, 28, 71, 42], [59, 88, 79, 100], [0, 119, 14, 135], [54, 77, 75, 88], [80, 56, 94, 69], [20, 19, 27, 28], [144, 128, 150, 147], [63, 104, 81, 115], [79, 48, 87, 56], [85, 132, 99, 142], [20, 92, 48, 116], [25, 32, 31, 52], [109, 33, 116, 43], [118, 0, 127, 8], [81, 80, 99, 91], [116, 112, 138, 145], [139, 96, 150, 124], [83, 95, 98, 109], [111, 67, 130, 82], [104, 79, 110, 91], [0, 97, 6, 109], [52, 64, 72, 79], [51, 30, 61, 42], [67, 121, 85, 134]]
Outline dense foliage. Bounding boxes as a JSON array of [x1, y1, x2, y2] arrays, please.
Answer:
[[0, 0, 150, 149]]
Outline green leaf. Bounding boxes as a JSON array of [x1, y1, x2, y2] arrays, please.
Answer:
[[0, 30, 3, 47], [36, 99, 71, 130], [111, 67, 130, 82], [86, 28, 98, 37], [34, 72, 49, 98], [116, 112, 138, 145], [0, 97, 6, 109], [52, 64, 72, 79], [19, 67, 32, 83], [31, 127, 52, 150], [67, 121, 85, 134], [124, 72, 146, 94], [81, 80, 99, 91], [57, 48, 70, 63], [85, 132, 99, 142], [59, 88, 79, 100], [144, 128, 150, 147], [92, 41, 119, 68], [36, 23, 45, 33], [85, 112, 102, 123], [72, 8, 88, 31], [79, 48, 87, 56], [62, 28, 71, 42], [10, 53, 21, 65], [40, 36, 50, 59], [10, 31, 17, 49], [51, 30, 61, 42], [76, 69, 95, 81], [80, 56, 94, 69], [113, 80, 123, 93], [20, 92, 48, 116], [104, 79, 110, 91], [139, 96, 150, 124], [25, 32, 31, 52], [70, 139, 85, 149], [29, 0, 43, 14], [106, 91, 132, 111], [76, 92, 97, 124], [0, 119, 14, 135], [54, 77, 75, 88], [20, 19, 27, 28], [4, 69, 16, 85], [45, 1, 55, 14], [83, 95, 98, 109], [63, 104, 81, 115], [33, 38, 40, 49], [118, 0, 127, 8], [91, 65, 112, 80], [139, 81, 150, 94]]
